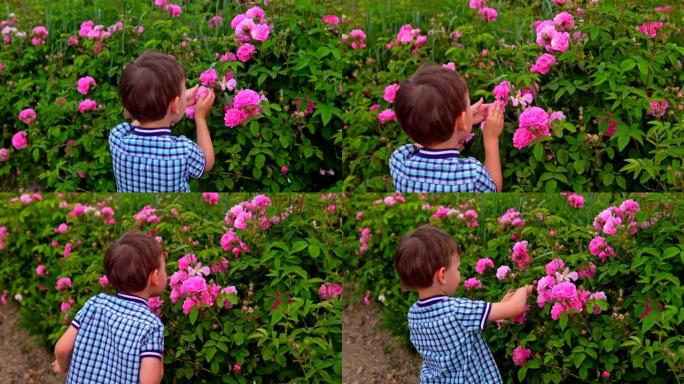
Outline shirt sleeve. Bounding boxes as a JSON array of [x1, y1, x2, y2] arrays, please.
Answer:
[[182, 137, 206, 179], [109, 122, 134, 145], [473, 160, 497, 192], [70, 298, 93, 330], [451, 298, 492, 332], [389, 144, 417, 191], [140, 324, 164, 360]]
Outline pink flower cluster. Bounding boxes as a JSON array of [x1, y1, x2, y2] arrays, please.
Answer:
[[169, 254, 237, 315], [385, 24, 428, 53], [78, 99, 97, 113], [492, 81, 511, 107], [77, 76, 96, 95], [79, 20, 122, 41], [378, 109, 397, 124], [221, 230, 250, 257], [199, 69, 217, 87], [513, 107, 564, 149], [12, 131, 27, 150], [383, 83, 400, 104], [534, 13, 573, 53], [589, 236, 616, 263], [237, 43, 256, 62], [564, 192, 584, 208], [496, 265, 512, 280], [18, 108, 36, 125], [54, 223, 69, 234], [17, 193, 42, 204], [374, 193, 406, 207], [202, 193, 219, 205], [512, 346, 532, 366], [639, 21, 664, 38], [498, 208, 525, 228], [99, 275, 109, 287], [319, 283, 343, 300], [648, 100, 669, 118], [475, 258, 494, 274], [154, 0, 182, 17], [530, 53, 556, 75], [148, 296, 163, 316], [31, 26, 48, 46], [469, 0, 497, 22], [56, 277, 72, 290], [536, 260, 607, 320], [464, 277, 482, 290], [321, 15, 340, 25], [36, 264, 47, 276], [224, 194, 273, 231], [592, 199, 640, 236], [511, 241, 531, 269], [342, 29, 366, 49], [293, 98, 315, 117], [209, 16, 224, 29], [61, 298, 75, 313], [0, 226, 7, 250], [134, 205, 160, 226], [357, 227, 371, 254], [224, 89, 264, 128], [231, 6, 270, 43], [432, 206, 479, 228]]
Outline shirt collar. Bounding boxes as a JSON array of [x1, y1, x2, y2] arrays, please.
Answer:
[[117, 293, 149, 307], [132, 125, 172, 137], [414, 147, 461, 159], [416, 295, 448, 307]]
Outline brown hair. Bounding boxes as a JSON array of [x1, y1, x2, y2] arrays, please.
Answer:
[[104, 230, 163, 294], [394, 224, 461, 289], [119, 51, 185, 122], [394, 64, 469, 146]]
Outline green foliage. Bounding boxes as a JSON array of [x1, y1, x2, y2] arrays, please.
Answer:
[[0, 193, 343, 383]]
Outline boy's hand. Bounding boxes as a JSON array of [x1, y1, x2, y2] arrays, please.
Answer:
[[51, 360, 66, 374], [194, 89, 216, 121], [501, 289, 516, 302], [482, 102, 504, 141], [470, 98, 488, 125], [185, 85, 199, 106]]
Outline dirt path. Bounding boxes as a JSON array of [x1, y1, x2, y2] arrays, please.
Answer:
[[342, 300, 421, 384], [0, 305, 64, 384]]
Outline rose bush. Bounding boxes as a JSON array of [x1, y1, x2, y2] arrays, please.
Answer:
[[0, 192, 344, 383], [342, 192, 683, 383], [0, 0, 343, 191], [341, 0, 684, 192]]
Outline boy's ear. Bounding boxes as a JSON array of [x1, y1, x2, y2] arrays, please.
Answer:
[[453, 110, 467, 132], [436, 267, 447, 285], [169, 96, 180, 114], [149, 268, 160, 287]]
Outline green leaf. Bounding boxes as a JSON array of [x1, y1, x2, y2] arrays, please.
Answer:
[[518, 367, 528, 381], [254, 154, 265, 169], [559, 314, 568, 330], [620, 59, 636, 72], [189, 307, 198, 324], [533, 143, 544, 161], [291, 240, 308, 253], [308, 244, 320, 258]]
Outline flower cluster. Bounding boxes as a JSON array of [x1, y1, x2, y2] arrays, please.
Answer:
[[464, 277, 482, 290], [12, 131, 27, 150], [530, 53, 556, 75], [31, 26, 48, 46], [469, 0, 497, 22], [133, 205, 160, 226], [77, 76, 97, 95], [498, 208, 525, 228], [475, 258, 494, 274], [492, 81, 511, 107], [224, 194, 274, 231], [18, 108, 36, 125], [511, 241, 531, 269], [78, 99, 97, 113], [224, 89, 265, 128], [385, 24, 428, 54], [56, 277, 72, 290], [220, 230, 250, 257], [648, 100, 669, 118], [153, 0, 182, 17], [564, 192, 584, 208], [342, 29, 366, 49], [536, 259, 607, 320], [231, 6, 270, 43], [319, 283, 343, 300], [534, 12, 573, 53], [496, 265, 512, 281], [639, 21, 664, 39], [374, 193, 406, 207], [357, 227, 371, 254], [168, 253, 237, 315], [512, 346, 532, 366], [201, 193, 219, 205], [431, 206, 479, 228], [513, 106, 565, 149], [79, 20, 122, 41], [592, 199, 640, 236], [0, 226, 7, 251], [589, 236, 616, 263], [185, 85, 211, 120]]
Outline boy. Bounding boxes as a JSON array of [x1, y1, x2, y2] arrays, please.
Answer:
[[52, 231, 168, 384], [390, 64, 504, 192], [394, 225, 532, 383], [110, 51, 216, 192]]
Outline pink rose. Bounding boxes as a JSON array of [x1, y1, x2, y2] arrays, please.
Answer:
[[76, 76, 96, 95], [378, 109, 397, 124], [12, 131, 28, 150], [530, 53, 556, 75], [18, 108, 37, 125], [78, 99, 97, 113], [383, 83, 401, 103], [236, 43, 256, 62]]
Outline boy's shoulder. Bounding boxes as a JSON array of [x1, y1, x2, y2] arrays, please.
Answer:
[[79, 293, 161, 325]]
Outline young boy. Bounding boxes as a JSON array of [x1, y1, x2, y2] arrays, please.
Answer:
[[110, 51, 216, 192], [390, 64, 504, 192], [394, 225, 533, 383], [52, 231, 168, 384]]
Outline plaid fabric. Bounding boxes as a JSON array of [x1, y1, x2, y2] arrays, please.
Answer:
[[67, 293, 164, 384], [408, 295, 501, 384], [389, 144, 496, 193], [109, 122, 206, 192]]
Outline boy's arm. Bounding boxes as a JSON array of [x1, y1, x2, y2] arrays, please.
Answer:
[[482, 103, 504, 192], [488, 285, 533, 322], [53, 325, 78, 373], [193, 90, 216, 173], [140, 357, 164, 384]]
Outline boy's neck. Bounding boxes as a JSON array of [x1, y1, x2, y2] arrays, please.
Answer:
[[417, 286, 450, 300], [133, 118, 173, 129], [424, 136, 463, 150], [122, 290, 150, 300]]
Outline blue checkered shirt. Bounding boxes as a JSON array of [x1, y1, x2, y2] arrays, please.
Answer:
[[67, 293, 164, 384], [389, 144, 496, 192], [408, 295, 501, 384], [109, 122, 206, 192]]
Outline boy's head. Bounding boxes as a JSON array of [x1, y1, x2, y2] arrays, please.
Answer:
[[395, 64, 473, 147], [104, 230, 167, 296], [119, 51, 186, 124], [394, 224, 462, 294]]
